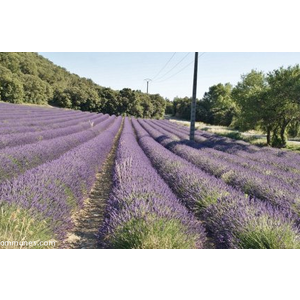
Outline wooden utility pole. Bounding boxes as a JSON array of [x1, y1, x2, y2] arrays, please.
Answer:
[[190, 52, 198, 141]]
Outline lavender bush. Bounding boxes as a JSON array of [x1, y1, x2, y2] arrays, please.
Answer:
[[0, 113, 105, 135], [99, 118, 206, 249], [0, 115, 115, 182], [132, 118, 300, 248], [157, 120, 300, 173], [0, 114, 107, 149], [0, 110, 85, 128], [0, 117, 122, 240], [140, 119, 300, 215]]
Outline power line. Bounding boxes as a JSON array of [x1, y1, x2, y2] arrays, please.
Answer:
[[154, 61, 194, 83], [199, 52, 206, 58], [153, 52, 206, 83], [153, 52, 191, 81], [151, 52, 176, 80]]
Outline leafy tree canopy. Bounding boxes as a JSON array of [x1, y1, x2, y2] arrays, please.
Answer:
[[0, 52, 166, 119], [232, 66, 300, 147]]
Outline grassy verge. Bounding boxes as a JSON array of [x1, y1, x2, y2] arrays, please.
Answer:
[[111, 217, 201, 249], [169, 118, 300, 153], [0, 203, 56, 249]]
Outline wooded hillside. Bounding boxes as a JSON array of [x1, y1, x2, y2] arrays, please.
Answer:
[[0, 52, 166, 118]]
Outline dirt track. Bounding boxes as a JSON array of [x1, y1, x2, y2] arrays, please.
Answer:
[[64, 120, 123, 249]]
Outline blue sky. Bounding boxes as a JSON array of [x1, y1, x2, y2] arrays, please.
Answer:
[[39, 52, 300, 100]]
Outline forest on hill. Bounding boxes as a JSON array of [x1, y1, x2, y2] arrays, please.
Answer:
[[0, 52, 166, 119]]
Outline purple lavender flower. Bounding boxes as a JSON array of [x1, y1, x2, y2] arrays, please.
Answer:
[[132, 118, 300, 249], [139, 119, 300, 216], [0, 115, 114, 182], [0, 116, 122, 240], [99, 118, 206, 249]]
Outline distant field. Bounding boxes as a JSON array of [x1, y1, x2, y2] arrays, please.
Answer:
[[0, 100, 70, 110], [1, 103, 300, 249], [168, 117, 300, 152]]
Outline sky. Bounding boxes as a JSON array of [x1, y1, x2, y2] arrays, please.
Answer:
[[39, 52, 300, 100]]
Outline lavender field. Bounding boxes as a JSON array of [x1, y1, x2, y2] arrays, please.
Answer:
[[1, 102, 300, 249]]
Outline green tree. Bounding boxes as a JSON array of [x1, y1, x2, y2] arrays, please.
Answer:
[[266, 65, 300, 147], [149, 94, 166, 119], [22, 74, 53, 104], [52, 89, 73, 108], [164, 99, 174, 116], [0, 52, 167, 118], [117, 88, 137, 116], [201, 83, 235, 126], [0, 66, 24, 103], [0, 53, 20, 73], [19, 53, 38, 75], [98, 87, 119, 115], [136, 92, 153, 118], [232, 67, 300, 148], [287, 120, 300, 138], [173, 97, 191, 120], [232, 70, 276, 145]]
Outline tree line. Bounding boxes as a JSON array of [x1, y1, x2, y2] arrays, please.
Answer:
[[2, 53, 300, 148], [0, 52, 166, 119], [170, 65, 300, 148]]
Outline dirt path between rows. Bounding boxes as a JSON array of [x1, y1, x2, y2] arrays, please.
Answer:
[[63, 119, 124, 249]]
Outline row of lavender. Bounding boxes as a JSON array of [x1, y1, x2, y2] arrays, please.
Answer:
[[99, 118, 206, 248], [0, 102, 82, 119], [130, 118, 300, 248], [0, 110, 92, 129], [140, 119, 300, 217], [0, 110, 83, 122], [0, 115, 115, 183], [2, 102, 299, 248], [0, 113, 102, 135], [153, 119, 300, 186], [0, 103, 55, 115], [151, 120, 300, 186], [0, 113, 106, 149], [0, 112, 122, 242], [0, 103, 83, 119], [158, 119, 300, 171]]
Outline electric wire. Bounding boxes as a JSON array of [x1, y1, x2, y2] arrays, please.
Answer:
[[154, 61, 194, 83], [151, 52, 176, 80], [154, 52, 206, 83], [153, 52, 191, 81]]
